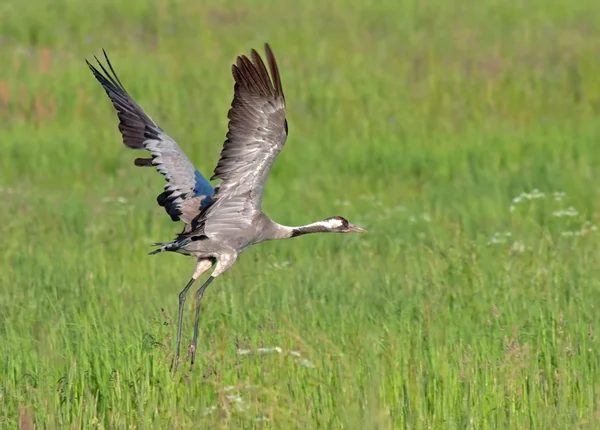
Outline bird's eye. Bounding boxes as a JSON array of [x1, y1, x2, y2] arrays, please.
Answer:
[[334, 217, 349, 228]]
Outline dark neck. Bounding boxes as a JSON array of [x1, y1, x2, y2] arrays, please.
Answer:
[[290, 222, 332, 237], [265, 221, 333, 240]]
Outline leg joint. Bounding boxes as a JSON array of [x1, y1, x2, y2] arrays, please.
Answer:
[[178, 291, 187, 303]]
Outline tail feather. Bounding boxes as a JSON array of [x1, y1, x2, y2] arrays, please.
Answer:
[[148, 241, 176, 255], [148, 238, 193, 255]]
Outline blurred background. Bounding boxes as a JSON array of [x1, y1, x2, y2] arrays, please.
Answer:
[[1, 0, 600, 428]]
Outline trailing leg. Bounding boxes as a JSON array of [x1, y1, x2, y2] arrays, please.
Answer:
[[171, 258, 213, 375], [189, 252, 237, 366], [189, 276, 215, 365]]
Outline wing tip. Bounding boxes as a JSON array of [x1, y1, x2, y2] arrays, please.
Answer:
[[232, 43, 284, 99], [85, 48, 130, 98], [264, 43, 284, 98]]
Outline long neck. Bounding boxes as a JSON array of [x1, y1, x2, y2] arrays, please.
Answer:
[[267, 220, 333, 240]]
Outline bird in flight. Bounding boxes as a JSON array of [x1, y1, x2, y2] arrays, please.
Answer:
[[86, 44, 367, 372]]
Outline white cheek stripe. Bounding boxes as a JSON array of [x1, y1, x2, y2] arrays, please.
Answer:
[[324, 219, 343, 229]]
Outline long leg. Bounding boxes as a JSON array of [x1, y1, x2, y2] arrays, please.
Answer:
[[189, 252, 237, 367], [172, 278, 195, 371], [190, 276, 215, 365], [172, 259, 212, 374]]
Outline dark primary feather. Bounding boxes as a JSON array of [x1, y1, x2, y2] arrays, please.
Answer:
[[189, 43, 288, 239], [86, 51, 215, 227]]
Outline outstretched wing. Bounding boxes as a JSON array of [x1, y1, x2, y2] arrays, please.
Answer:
[[86, 51, 215, 228], [192, 43, 288, 238]]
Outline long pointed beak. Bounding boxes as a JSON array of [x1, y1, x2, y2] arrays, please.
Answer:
[[347, 223, 368, 234]]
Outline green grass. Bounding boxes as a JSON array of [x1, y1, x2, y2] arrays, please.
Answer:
[[2, 0, 600, 428]]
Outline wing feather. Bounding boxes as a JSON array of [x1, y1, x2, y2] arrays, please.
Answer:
[[86, 51, 215, 227], [190, 43, 288, 239]]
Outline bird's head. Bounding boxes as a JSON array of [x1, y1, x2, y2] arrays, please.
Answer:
[[321, 216, 367, 234]]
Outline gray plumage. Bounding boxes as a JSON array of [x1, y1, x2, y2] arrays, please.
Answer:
[[87, 44, 366, 371]]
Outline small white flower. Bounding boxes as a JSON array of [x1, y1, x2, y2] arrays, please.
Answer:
[[297, 358, 315, 368], [561, 221, 597, 237], [510, 189, 546, 210], [487, 232, 512, 245], [226, 394, 244, 403], [256, 346, 282, 354], [553, 191, 566, 201], [510, 241, 526, 253], [552, 207, 578, 217], [268, 261, 291, 270], [529, 189, 545, 199], [204, 406, 217, 416]]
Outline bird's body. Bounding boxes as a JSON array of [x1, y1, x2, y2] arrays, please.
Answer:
[[87, 44, 366, 371], [154, 213, 340, 264]]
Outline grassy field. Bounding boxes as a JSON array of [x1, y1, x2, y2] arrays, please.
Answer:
[[2, 0, 600, 428]]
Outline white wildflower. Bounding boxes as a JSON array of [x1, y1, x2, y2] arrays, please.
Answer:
[[510, 241, 526, 253], [553, 191, 566, 202], [256, 346, 282, 354], [530, 189, 545, 199], [552, 207, 578, 217], [226, 394, 244, 403], [510, 188, 546, 211], [487, 232, 512, 245], [268, 261, 291, 270], [562, 221, 598, 237], [297, 358, 315, 368]]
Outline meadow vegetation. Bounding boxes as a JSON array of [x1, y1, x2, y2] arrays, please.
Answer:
[[1, 0, 600, 428]]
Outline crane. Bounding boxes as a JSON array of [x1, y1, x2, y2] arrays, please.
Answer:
[[86, 44, 367, 371]]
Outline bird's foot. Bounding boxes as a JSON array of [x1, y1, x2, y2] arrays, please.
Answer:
[[188, 344, 197, 368]]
